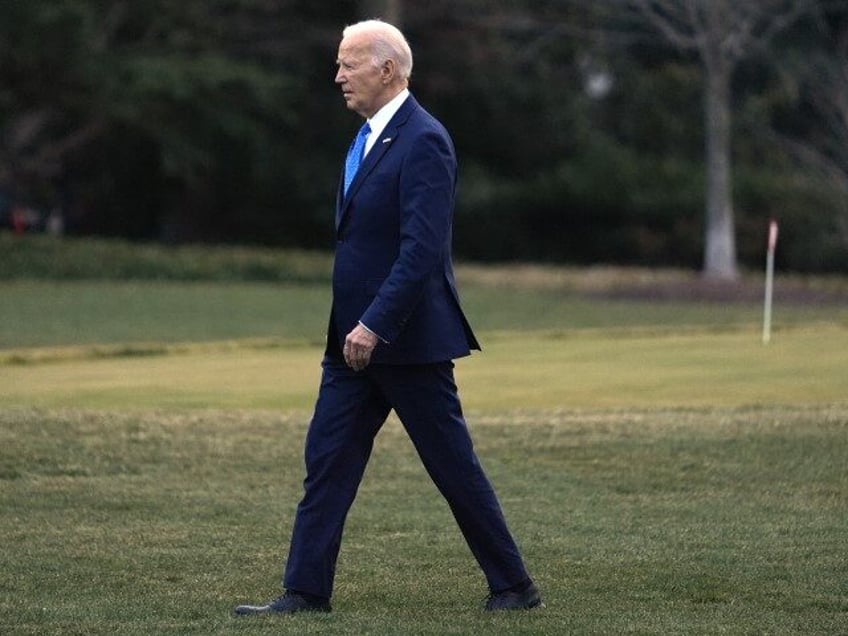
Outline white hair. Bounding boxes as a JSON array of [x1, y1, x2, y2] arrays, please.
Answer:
[[343, 19, 413, 80]]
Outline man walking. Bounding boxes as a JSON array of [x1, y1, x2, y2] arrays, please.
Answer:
[[234, 19, 540, 615]]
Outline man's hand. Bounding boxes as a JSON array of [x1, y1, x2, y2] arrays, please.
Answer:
[[343, 323, 379, 371]]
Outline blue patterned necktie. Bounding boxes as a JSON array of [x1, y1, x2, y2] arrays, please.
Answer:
[[343, 122, 371, 195]]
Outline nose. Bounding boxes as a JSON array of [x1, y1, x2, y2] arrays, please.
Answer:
[[335, 67, 344, 84]]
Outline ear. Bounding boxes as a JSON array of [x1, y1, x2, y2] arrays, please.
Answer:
[[381, 59, 396, 84]]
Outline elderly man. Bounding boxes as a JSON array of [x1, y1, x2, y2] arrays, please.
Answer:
[[234, 19, 541, 615]]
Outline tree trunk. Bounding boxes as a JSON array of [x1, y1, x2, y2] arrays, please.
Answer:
[[702, 62, 738, 280]]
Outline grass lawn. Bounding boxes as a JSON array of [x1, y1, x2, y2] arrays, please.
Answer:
[[1, 407, 846, 635], [2, 277, 847, 350], [1, 264, 847, 634], [2, 324, 848, 411]]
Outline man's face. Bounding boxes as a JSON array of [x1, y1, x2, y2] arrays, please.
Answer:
[[335, 33, 388, 119]]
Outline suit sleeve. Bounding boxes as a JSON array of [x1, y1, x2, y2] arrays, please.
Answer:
[[359, 128, 456, 343]]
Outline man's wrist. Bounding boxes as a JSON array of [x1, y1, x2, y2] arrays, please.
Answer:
[[358, 321, 388, 344]]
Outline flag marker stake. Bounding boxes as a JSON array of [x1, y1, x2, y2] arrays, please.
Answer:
[[763, 219, 778, 345]]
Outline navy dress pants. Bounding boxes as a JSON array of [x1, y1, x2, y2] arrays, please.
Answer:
[[282, 356, 529, 599]]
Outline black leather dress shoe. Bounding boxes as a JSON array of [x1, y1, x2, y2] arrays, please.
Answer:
[[234, 591, 331, 615], [484, 582, 543, 611]]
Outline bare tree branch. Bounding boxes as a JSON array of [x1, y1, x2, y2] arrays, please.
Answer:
[[629, 0, 699, 49], [627, 0, 817, 63]]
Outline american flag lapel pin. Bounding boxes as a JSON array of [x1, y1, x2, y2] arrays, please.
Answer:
[[382, 137, 392, 144]]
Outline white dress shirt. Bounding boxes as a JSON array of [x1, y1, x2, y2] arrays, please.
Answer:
[[363, 88, 409, 158]]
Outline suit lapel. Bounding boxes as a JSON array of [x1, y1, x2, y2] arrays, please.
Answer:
[[335, 95, 418, 231]]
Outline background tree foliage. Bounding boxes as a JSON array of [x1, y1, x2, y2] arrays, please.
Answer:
[[1, 0, 846, 272]]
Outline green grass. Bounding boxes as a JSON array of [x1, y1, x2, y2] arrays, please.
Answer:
[[1, 407, 846, 634], [1, 238, 847, 633], [0, 233, 333, 283], [0, 280, 331, 349], [2, 325, 848, 411], [2, 279, 847, 350]]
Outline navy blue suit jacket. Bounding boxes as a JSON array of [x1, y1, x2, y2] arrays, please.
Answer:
[[326, 94, 480, 365]]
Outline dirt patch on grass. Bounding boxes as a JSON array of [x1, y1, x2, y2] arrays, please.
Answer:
[[596, 277, 848, 304], [457, 263, 848, 304]]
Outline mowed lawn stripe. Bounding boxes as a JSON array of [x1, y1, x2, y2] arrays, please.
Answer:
[[2, 324, 846, 411]]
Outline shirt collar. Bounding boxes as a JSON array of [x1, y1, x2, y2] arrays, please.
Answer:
[[364, 88, 409, 156]]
